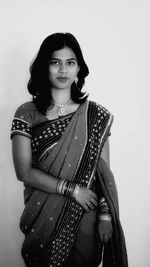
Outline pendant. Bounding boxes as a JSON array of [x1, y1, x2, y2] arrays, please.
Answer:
[[57, 107, 67, 116]]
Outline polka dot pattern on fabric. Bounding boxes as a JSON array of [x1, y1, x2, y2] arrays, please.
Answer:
[[31, 116, 72, 162], [10, 118, 32, 139]]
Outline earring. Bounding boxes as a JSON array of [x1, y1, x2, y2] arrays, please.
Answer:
[[75, 77, 78, 85]]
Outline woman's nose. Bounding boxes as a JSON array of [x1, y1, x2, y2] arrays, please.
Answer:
[[58, 63, 68, 73]]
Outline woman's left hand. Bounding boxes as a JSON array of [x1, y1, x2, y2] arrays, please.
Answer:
[[97, 220, 113, 243]]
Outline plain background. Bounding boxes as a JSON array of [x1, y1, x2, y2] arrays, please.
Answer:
[[0, 0, 150, 266]]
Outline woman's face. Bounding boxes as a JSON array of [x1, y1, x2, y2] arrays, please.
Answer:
[[48, 46, 80, 90]]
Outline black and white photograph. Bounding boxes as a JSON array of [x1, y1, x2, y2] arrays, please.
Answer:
[[0, 1, 149, 267]]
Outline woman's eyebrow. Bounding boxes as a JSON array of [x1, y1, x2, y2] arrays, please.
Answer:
[[50, 57, 77, 61], [66, 58, 77, 61]]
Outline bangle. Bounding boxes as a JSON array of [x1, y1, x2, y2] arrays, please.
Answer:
[[98, 214, 112, 222], [56, 179, 66, 195], [65, 181, 76, 196], [56, 180, 76, 197], [98, 197, 108, 208], [98, 197, 110, 213], [99, 197, 106, 205]]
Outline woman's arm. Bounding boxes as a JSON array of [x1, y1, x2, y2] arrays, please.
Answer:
[[12, 135, 58, 193], [12, 135, 98, 210]]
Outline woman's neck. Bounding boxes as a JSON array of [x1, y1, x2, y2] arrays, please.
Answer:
[[51, 88, 71, 105]]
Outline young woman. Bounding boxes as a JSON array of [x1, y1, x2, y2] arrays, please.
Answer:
[[11, 32, 128, 267]]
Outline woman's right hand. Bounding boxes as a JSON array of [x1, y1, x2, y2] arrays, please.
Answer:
[[73, 186, 98, 211]]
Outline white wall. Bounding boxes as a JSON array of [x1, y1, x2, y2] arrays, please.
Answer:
[[0, 0, 150, 266]]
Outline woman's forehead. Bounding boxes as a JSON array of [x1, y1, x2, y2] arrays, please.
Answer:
[[51, 46, 77, 59]]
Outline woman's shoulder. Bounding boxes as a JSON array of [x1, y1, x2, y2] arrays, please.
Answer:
[[14, 101, 38, 124], [88, 100, 112, 116], [16, 101, 37, 112], [88, 100, 114, 136]]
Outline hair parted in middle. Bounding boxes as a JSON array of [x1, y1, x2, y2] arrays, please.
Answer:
[[27, 32, 89, 114]]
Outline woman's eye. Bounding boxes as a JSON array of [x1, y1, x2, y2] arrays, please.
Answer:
[[67, 61, 75, 65], [50, 60, 76, 66], [50, 60, 59, 65]]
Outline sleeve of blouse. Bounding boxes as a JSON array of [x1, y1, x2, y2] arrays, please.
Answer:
[[10, 104, 32, 139]]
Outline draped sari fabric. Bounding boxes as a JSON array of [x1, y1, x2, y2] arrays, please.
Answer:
[[96, 158, 128, 267], [11, 100, 128, 267]]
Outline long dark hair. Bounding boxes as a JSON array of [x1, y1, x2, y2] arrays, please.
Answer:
[[27, 32, 89, 114]]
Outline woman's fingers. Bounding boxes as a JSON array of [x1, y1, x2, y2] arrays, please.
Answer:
[[86, 189, 98, 205], [86, 200, 95, 210], [74, 186, 98, 211], [83, 196, 97, 210], [99, 233, 110, 243], [103, 235, 108, 243], [88, 190, 98, 201], [98, 221, 113, 243], [84, 204, 90, 212], [90, 197, 97, 207]]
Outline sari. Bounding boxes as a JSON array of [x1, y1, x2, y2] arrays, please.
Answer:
[[11, 100, 128, 267]]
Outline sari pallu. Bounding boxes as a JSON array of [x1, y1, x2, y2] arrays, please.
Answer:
[[19, 100, 128, 267]]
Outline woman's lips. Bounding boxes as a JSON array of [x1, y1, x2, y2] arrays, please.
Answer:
[[57, 77, 69, 82]]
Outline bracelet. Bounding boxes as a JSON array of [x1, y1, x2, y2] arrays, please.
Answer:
[[56, 179, 66, 195], [98, 197, 112, 221], [98, 214, 112, 222], [98, 197, 110, 212], [98, 197, 108, 208], [56, 179, 76, 197], [99, 197, 106, 206], [65, 181, 76, 196]]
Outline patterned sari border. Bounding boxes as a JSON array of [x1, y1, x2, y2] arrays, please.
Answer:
[[87, 113, 114, 188]]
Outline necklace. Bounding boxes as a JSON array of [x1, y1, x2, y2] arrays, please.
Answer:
[[50, 98, 71, 117]]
